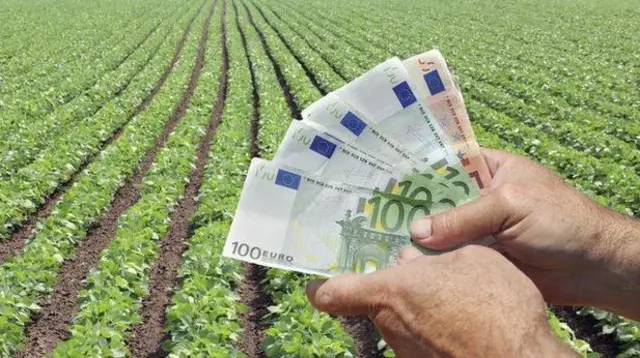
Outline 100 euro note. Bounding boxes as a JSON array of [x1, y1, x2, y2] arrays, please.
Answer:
[[404, 50, 492, 189], [274, 119, 478, 200], [223, 158, 479, 277]]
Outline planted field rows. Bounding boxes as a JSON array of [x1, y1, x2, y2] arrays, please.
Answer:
[[0, 0, 638, 357]]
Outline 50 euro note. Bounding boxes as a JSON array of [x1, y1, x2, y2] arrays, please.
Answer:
[[404, 50, 492, 189], [224, 158, 486, 277], [274, 119, 478, 199]]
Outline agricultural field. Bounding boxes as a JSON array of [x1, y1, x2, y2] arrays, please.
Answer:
[[0, 0, 638, 356]]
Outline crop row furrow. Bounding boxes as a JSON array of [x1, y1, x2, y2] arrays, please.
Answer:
[[161, 3, 249, 355], [292, 0, 640, 139], [0, 2, 204, 241], [0, 1, 207, 355], [127, 2, 229, 356], [0, 1, 193, 180], [0, 1, 186, 138], [273, 1, 639, 215], [48, 1, 219, 355], [241, 1, 374, 356]]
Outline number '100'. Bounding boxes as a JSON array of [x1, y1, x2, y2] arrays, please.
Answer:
[[367, 197, 428, 233]]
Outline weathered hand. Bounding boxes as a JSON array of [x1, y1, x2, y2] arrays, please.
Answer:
[[306, 245, 574, 357], [412, 148, 640, 319]]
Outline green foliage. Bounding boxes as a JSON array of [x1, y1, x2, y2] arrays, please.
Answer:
[[0, 1, 206, 355]]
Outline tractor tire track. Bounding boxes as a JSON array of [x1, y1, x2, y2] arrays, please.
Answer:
[[125, 2, 226, 355], [0, 2, 204, 264], [15, 2, 210, 356]]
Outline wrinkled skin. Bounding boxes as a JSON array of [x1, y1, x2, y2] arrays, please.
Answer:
[[306, 148, 640, 357]]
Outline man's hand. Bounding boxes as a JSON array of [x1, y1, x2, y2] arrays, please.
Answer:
[[412, 148, 640, 319], [306, 245, 575, 358]]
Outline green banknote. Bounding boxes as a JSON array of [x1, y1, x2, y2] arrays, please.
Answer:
[[224, 158, 480, 277]]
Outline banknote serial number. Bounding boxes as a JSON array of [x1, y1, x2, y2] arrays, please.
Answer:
[[230, 242, 294, 263]]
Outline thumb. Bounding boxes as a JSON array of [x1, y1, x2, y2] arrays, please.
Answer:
[[411, 190, 512, 250], [306, 273, 386, 316]]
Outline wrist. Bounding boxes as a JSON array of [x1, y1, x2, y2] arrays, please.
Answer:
[[582, 211, 640, 318], [521, 320, 577, 358]]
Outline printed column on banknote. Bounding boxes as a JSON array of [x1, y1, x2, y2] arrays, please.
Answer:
[[224, 158, 490, 276], [274, 119, 478, 199], [403, 50, 492, 189]]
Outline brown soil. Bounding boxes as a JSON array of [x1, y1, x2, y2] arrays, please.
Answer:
[[0, 2, 197, 264], [232, 2, 273, 356], [342, 316, 384, 358], [16, 2, 207, 356], [551, 306, 620, 357], [239, 0, 300, 119], [233, 0, 260, 158], [259, 1, 349, 82], [249, 1, 328, 96], [238, 263, 271, 358], [126, 1, 227, 356]]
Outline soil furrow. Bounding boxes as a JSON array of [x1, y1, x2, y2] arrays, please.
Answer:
[[342, 317, 384, 358], [235, 1, 261, 158], [248, 1, 331, 94], [125, 2, 226, 355], [244, 3, 384, 356], [0, 2, 204, 264], [16, 2, 209, 356], [239, 0, 300, 119], [259, 1, 349, 82], [551, 306, 619, 357], [233, 2, 271, 356]]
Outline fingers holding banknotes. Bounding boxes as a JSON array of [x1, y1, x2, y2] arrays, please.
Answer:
[[411, 148, 640, 318], [306, 245, 574, 358]]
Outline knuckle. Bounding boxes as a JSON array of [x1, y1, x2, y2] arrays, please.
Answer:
[[436, 207, 464, 239]]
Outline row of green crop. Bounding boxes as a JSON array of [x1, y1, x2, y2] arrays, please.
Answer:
[[289, 0, 639, 126], [240, 0, 319, 109], [243, 1, 622, 355], [236, 1, 357, 356], [0, 1, 206, 355], [578, 308, 640, 357], [0, 2, 203, 240], [249, 4, 344, 93], [162, 3, 249, 354], [0, 0, 152, 93], [52, 3, 221, 354], [0, 1, 187, 137], [286, 0, 640, 147], [255, 1, 361, 81], [273, 0, 639, 216], [0, 1, 191, 179]]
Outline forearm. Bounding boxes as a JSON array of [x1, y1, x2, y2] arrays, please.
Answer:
[[587, 212, 640, 319]]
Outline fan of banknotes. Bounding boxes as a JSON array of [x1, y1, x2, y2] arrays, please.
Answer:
[[223, 50, 493, 277]]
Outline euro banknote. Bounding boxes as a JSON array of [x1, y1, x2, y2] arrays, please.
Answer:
[[404, 50, 492, 189], [301, 91, 418, 165], [335, 57, 458, 168], [274, 119, 479, 199], [224, 158, 480, 276]]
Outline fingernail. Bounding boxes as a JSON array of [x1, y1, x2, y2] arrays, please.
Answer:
[[410, 218, 431, 240], [305, 279, 325, 298]]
